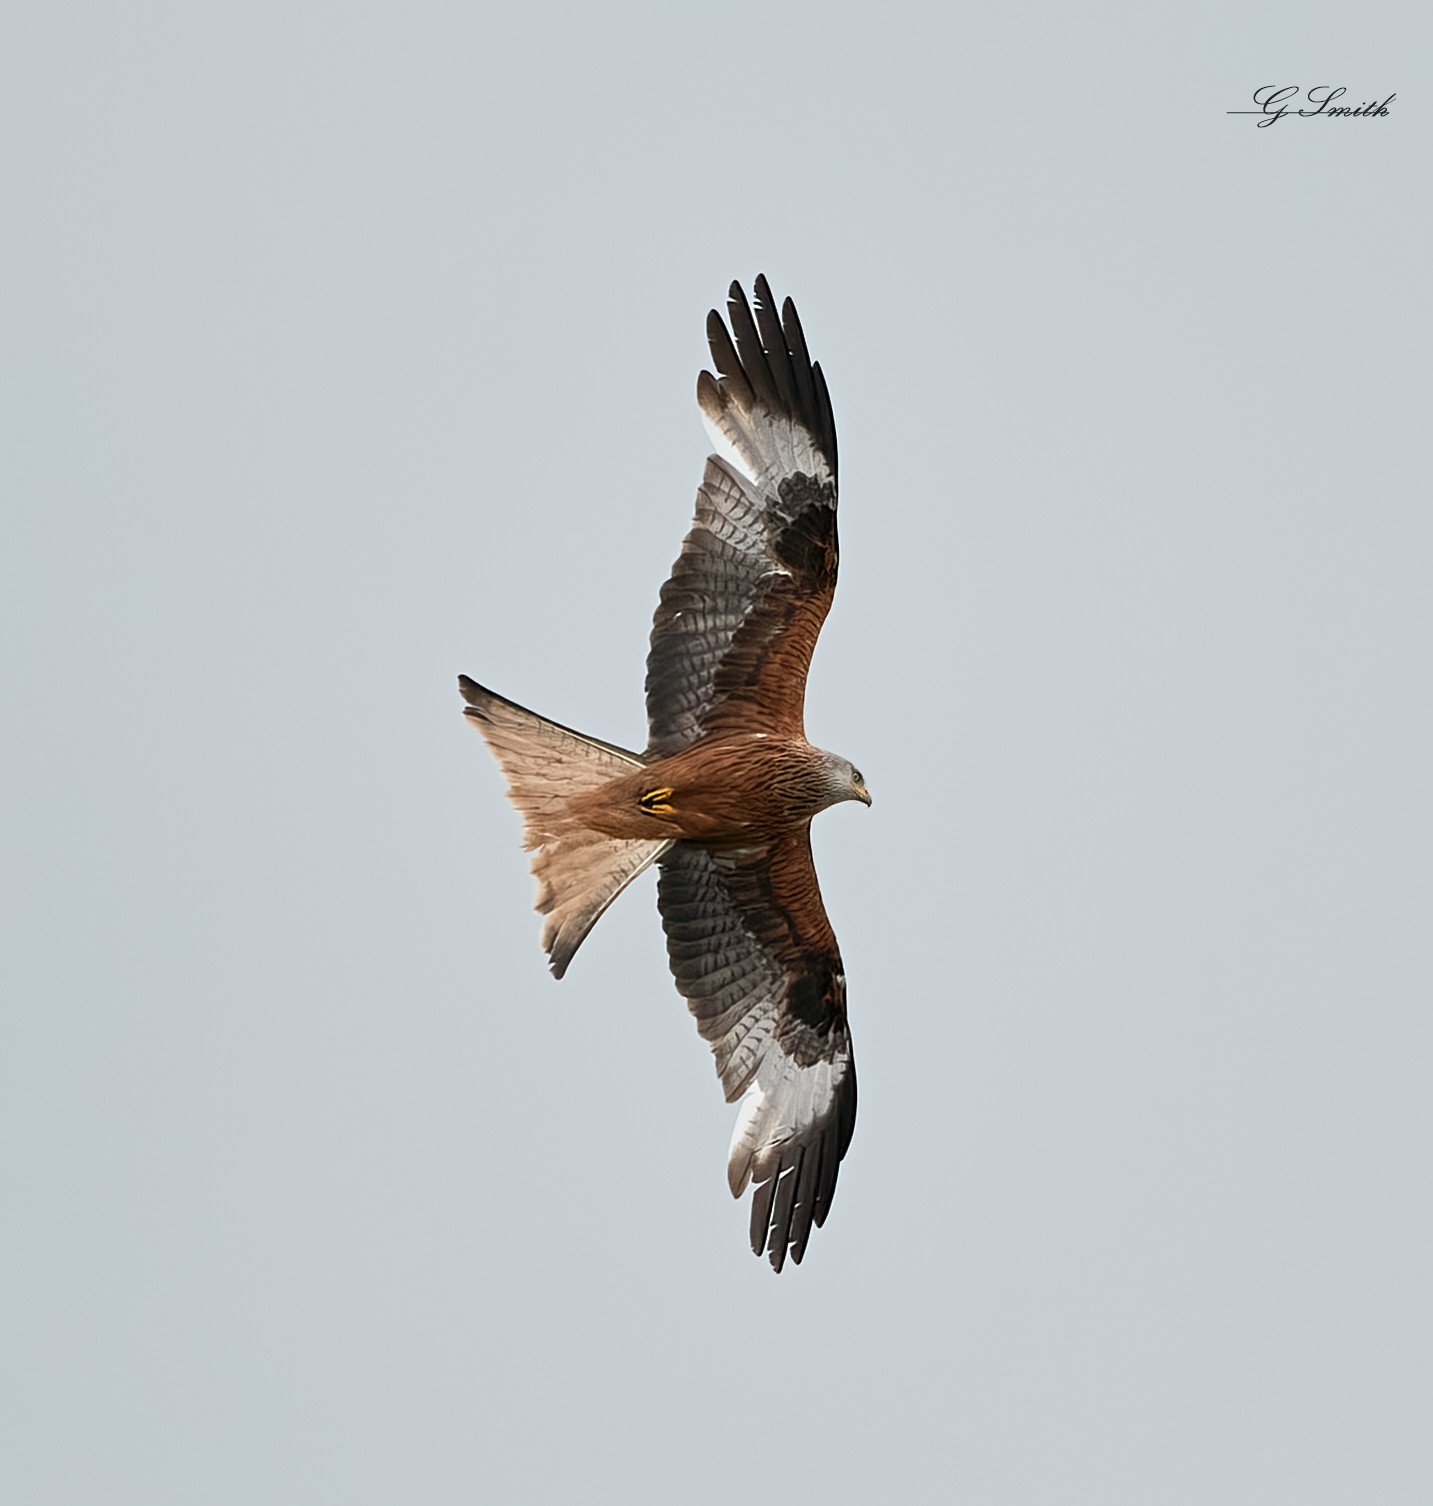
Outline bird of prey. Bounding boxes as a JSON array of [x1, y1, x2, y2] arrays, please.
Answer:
[[459, 277, 868, 1271]]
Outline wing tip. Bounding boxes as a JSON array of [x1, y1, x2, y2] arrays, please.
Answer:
[[702, 276, 837, 480], [740, 1074, 856, 1271], [546, 947, 572, 980]]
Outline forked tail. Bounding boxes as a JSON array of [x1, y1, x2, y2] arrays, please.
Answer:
[[458, 676, 671, 977]]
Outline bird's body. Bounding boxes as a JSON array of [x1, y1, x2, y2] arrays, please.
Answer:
[[460, 277, 867, 1270], [570, 733, 864, 844]]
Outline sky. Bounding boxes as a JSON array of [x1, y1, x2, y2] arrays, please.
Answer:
[[4, 2, 1430, 1502]]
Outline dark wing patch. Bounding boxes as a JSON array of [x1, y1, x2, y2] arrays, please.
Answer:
[[645, 277, 839, 757], [656, 831, 857, 1271]]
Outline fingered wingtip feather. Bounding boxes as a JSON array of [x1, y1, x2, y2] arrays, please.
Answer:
[[548, 956, 570, 980], [694, 276, 838, 483]]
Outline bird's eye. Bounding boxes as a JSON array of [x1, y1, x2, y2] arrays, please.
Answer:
[[852, 769, 864, 784]]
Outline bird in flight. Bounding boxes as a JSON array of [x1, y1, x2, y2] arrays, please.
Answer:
[[459, 277, 868, 1270]]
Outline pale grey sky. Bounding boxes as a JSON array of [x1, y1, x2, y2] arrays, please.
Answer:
[[5, 2, 1430, 1502]]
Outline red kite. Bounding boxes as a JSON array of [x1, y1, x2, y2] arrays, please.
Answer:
[[460, 277, 868, 1270]]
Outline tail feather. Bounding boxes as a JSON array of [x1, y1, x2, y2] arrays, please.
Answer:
[[458, 676, 671, 976]]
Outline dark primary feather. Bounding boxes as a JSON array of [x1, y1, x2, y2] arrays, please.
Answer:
[[656, 834, 857, 1272], [645, 277, 840, 759], [715, 277, 837, 478]]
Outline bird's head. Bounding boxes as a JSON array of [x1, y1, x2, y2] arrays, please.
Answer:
[[818, 750, 872, 810]]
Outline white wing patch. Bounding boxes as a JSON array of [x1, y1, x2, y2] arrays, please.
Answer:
[[727, 1043, 849, 1198], [699, 398, 834, 505], [727, 1079, 768, 1194], [700, 406, 759, 486]]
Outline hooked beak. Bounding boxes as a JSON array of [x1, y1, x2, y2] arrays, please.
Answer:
[[853, 781, 872, 807]]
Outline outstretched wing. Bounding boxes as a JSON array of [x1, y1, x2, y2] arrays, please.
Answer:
[[645, 277, 839, 759], [656, 830, 856, 1271]]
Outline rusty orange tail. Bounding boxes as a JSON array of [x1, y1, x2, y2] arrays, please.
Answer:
[[458, 676, 672, 977]]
